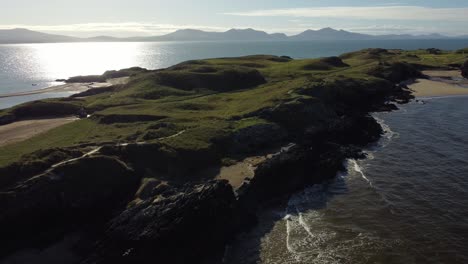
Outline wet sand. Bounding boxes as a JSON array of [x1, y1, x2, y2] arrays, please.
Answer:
[[0, 117, 78, 147], [0, 77, 129, 98], [409, 70, 468, 97]]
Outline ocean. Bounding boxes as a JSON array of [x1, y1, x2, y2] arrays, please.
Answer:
[[1, 40, 468, 263], [225, 96, 468, 263], [1, 39, 468, 109]]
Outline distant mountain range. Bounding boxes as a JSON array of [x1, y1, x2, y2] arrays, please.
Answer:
[[0, 28, 79, 43], [1, 27, 467, 44]]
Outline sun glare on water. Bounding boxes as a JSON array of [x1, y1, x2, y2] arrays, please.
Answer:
[[28, 42, 144, 79]]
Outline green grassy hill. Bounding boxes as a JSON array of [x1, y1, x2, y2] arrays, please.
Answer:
[[0, 48, 466, 175]]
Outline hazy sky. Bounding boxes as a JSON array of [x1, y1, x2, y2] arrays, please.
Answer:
[[1, 0, 468, 37]]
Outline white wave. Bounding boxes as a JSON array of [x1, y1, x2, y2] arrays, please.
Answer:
[[285, 210, 321, 262], [421, 94, 468, 100], [374, 116, 398, 141], [371, 115, 400, 149], [283, 159, 376, 261], [298, 211, 314, 237], [285, 214, 305, 262], [285, 217, 296, 254], [349, 159, 374, 188], [364, 151, 375, 160]]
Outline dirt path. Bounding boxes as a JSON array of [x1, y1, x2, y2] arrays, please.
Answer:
[[0, 117, 78, 147]]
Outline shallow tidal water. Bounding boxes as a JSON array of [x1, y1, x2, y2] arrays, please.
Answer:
[[225, 96, 468, 264]]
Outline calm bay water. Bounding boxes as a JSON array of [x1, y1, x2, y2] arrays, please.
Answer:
[[226, 96, 468, 264], [1, 40, 468, 263], [1, 39, 468, 108]]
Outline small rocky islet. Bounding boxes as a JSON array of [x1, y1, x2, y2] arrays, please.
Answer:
[[0, 48, 467, 263]]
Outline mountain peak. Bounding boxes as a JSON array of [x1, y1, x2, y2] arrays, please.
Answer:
[[319, 27, 337, 32], [226, 28, 260, 33], [224, 28, 270, 38], [292, 28, 371, 40], [174, 29, 205, 33], [11, 28, 31, 32]]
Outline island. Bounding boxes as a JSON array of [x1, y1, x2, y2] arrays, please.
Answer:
[[0, 48, 467, 263]]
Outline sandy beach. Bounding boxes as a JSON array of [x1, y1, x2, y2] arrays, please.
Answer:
[[408, 70, 468, 97], [0, 117, 78, 147], [0, 78, 129, 146], [0, 77, 129, 99]]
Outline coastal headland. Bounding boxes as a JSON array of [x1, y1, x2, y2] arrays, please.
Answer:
[[0, 47, 467, 263]]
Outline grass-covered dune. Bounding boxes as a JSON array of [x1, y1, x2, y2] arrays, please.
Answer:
[[63, 67, 148, 83], [0, 48, 466, 263], [1, 48, 466, 169]]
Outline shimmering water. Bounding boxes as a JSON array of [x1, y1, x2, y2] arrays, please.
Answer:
[[226, 96, 468, 264], [1, 39, 468, 109]]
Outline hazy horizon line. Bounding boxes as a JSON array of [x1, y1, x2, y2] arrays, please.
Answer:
[[2, 26, 467, 39]]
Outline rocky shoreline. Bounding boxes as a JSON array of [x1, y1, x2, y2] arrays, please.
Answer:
[[0, 49, 465, 264], [0, 87, 412, 264]]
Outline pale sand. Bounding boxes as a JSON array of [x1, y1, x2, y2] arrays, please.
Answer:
[[0, 117, 78, 147], [216, 156, 267, 189], [409, 70, 468, 97], [422, 70, 464, 78], [215, 144, 296, 189], [0, 77, 129, 98]]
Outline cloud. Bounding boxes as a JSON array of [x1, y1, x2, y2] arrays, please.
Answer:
[[224, 6, 468, 22], [343, 25, 440, 35]]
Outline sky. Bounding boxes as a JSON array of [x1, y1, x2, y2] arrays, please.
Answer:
[[1, 0, 468, 37]]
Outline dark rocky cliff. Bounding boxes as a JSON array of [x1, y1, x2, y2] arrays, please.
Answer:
[[0, 51, 423, 263], [462, 60, 468, 78]]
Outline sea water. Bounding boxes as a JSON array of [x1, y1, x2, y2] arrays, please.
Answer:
[[1, 39, 468, 109], [225, 96, 468, 264]]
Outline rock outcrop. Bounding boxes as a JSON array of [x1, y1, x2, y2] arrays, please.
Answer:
[[426, 48, 442, 55], [0, 156, 137, 256], [303, 56, 349, 70], [248, 98, 336, 136], [229, 123, 287, 154], [369, 62, 424, 83], [156, 66, 266, 92], [0, 147, 84, 190], [65, 67, 147, 83], [86, 180, 247, 264], [238, 115, 381, 203], [462, 60, 468, 78], [70, 86, 115, 98], [0, 113, 16, 126], [11, 100, 82, 119], [94, 114, 166, 124]]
